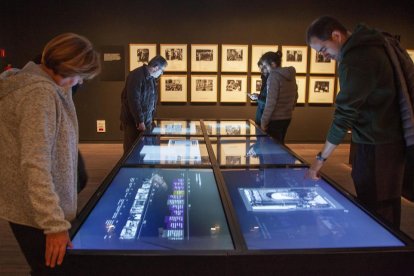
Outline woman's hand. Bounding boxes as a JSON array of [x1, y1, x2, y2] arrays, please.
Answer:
[[45, 230, 73, 268]]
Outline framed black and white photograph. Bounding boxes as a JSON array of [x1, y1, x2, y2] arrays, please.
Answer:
[[310, 48, 336, 74], [220, 75, 247, 102], [191, 44, 218, 72], [281, 46, 308, 74], [407, 49, 414, 62], [191, 75, 217, 102], [160, 75, 187, 102], [221, 44, 248, 72], [250, 75, 262, 102], [308, 77, 335, 104], [160, 44, 187, 72], [296, 76, 307, 104], [251, 45, 278, 73], [129, 44, 156, 71]]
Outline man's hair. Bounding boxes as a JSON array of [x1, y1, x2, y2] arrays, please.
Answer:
[[41, 33, 101, 79], [306, 16, 348, 44], [260, 51, 282, 67], [148, 55, 168, 68]]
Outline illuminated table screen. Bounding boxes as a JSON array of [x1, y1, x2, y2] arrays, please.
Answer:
[[72, 168, 233, 250], [126, 136, 210, 165], [212, 136, 302, 165], [221, 168, 404, 250]]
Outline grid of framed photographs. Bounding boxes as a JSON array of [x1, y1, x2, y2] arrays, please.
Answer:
[[128, 43, 339, 105]]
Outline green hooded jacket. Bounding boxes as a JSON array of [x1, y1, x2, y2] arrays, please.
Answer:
[[327, 24, 403, 145]]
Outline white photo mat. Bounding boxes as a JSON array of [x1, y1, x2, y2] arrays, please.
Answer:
[[160, 75, 188, 102], [220, 75, 247, 102], [251, 45, 278, 73], [296, 76, 307, 104], [160, 44, 187, 72], [191, 44, 218, 72], [407, 49, 414, 63], [310, 48, 336, 74], [129, 44, 156, 71], [221, 44, 248, 72], [308, 76, 335, 104], [190, 75, 218, 102], [281, 45, 308, 74]]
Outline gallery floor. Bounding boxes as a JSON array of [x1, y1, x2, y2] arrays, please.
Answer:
[[1, 143, 413, 275]]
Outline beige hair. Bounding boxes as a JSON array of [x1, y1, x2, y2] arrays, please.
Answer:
[[41, 33, 101, 79]]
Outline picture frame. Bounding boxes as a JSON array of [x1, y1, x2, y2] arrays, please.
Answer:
[[407, 49, 414, 62], [220, 75, 247, 103], [129, 44, 156, 71], [251, 45, 278, 73], [281, 46, 308, 74], [308, 76, 335, 104], [221, 44, 248, 72], [310, 48, 336, 74], [296, 76, 307, 104], [250, 75, 262, 102], [191, 75, 218, 102], [160, 75, 187, 102], [160, 44, 187, 72], [191, 44, 218, 72]]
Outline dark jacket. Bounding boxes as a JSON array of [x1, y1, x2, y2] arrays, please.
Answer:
[[327, 24, 403, 145], [261, 66, 298, 128], [120, 65, 157, 127]]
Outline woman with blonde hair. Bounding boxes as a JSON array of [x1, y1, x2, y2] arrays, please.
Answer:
[[0, 33, 100, 275]]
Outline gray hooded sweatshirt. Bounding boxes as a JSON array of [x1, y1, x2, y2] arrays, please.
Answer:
[[0, 62, 78, 234], [261, 66, 298, 128]]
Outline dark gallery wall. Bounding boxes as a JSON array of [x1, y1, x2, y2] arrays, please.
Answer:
[[1, 0, 413, 142]]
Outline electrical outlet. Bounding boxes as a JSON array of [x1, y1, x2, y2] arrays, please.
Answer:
[[97, 120, 106, 133]]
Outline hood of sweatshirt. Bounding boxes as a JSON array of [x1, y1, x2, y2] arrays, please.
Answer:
[[0, 62, 66, 99], [271, 66, 296, 81], [340, 24, 386, 61]]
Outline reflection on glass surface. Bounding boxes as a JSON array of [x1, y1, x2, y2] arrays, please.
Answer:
[[151, 120, 188, 135], [222, 168, 404, 249], [71, 168, 233, 250], [126, 136, 210, 165], [215, 120, 265, 136], [212, 136, 302, 165]]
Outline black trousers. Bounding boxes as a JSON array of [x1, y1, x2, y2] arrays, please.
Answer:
[[9, 223, 68, 275], [266, 119, 291, 144], [351, 142, 405, 228], [121, 121, 144, 154]]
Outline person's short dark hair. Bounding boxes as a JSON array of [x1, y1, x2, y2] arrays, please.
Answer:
[[306, 16, 348, 44], [148, 55, 168, 68], [260, 51, 282, 67]]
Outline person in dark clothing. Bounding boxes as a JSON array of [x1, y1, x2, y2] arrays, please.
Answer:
[[254, 59, 269, 125], [120, 55, 167, 153], [304, 16, 405, 228]]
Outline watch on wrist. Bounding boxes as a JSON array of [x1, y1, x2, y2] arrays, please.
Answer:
[[316, 152, 327, 162]]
